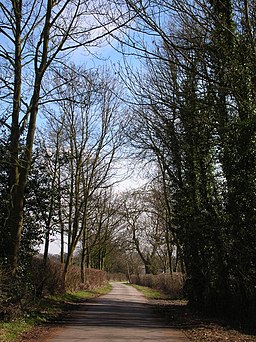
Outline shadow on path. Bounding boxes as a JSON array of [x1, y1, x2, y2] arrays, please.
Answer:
[[48, 282, 188, 341]]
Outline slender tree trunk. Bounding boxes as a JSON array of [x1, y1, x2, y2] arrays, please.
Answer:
[[58, 157, 65, 264], [43, 230, 50, 263], [7, 84, 41, 273], [5, 0, 53, 274], [5, 0, 22, 273], [165, 227, 173, 273], [60, 221, 65, 264], [80, 226, 87, 283]]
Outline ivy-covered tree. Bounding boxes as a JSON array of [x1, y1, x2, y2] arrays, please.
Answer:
[[123, 0, 256, 319]]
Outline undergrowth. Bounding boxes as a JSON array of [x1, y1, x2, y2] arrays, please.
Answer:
[[0, 283, 112, 342]]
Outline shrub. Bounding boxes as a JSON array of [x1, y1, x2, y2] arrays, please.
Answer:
[[30, 257, 107, 296], [30, 257, 65, 297], [82, 268, 106, 290], [0, 266, 30, 320], [130, 273, 185, 299], [0, 257, 107, 320]]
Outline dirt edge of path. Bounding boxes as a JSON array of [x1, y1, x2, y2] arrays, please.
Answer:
[[150, 299, 256, 342]]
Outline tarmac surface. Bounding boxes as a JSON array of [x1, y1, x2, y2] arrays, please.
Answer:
[[48, 282, 188, 341]]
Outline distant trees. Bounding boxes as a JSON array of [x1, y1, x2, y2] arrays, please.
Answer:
[[123, 0, 256, 317], [80, 188, 122, 271], [120, 185, 178, 275]]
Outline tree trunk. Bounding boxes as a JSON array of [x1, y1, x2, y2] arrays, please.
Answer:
[[80, 228, 87, 283], [43, 229, 50, 263], [5, 0, 53, 274], [4, 0, 22, 273]]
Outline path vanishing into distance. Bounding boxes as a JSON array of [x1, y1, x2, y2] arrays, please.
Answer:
[[42, 282, 188, 342]]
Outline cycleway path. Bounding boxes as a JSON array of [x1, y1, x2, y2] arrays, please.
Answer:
[[47, 282, 188, 342]]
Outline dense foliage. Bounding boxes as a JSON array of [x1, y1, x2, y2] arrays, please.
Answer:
[[125, 0, 256, 320]]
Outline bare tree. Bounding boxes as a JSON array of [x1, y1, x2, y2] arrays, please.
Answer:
[[120, 188, 172, 274], [40, 65, 123, 279], [0, 0, 128, 273], [80, 188, 122, 272]]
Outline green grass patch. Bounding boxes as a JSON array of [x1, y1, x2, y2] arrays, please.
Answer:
[[49, 282, 112, 303], [0, 283, 112, 342], [0, 320, 33, 342], [129, 284, 171, 300]]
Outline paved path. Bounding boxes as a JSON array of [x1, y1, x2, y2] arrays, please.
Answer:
[[48, 282, 188, 341]]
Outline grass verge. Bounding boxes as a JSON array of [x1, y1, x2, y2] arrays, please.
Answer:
[[0, 283, 112, 342], [129, 283, 172, 300]]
